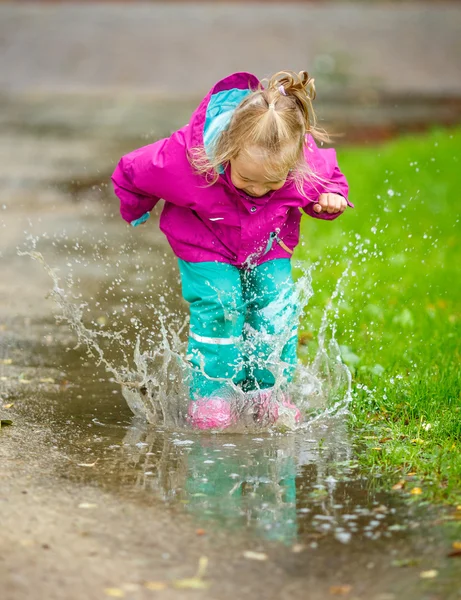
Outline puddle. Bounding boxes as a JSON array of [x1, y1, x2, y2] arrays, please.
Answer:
[[4, 344, 461, 599]]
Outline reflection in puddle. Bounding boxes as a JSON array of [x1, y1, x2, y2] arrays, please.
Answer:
[[57, 411, 403, 548], [120, 422, 401, 546]]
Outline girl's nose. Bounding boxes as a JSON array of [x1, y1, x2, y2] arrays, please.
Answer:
[[250, 185, 267, 197]]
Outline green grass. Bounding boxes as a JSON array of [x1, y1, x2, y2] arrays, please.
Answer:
[[295, 127, 461, 505]]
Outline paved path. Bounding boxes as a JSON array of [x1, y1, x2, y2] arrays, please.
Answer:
[[0, 2, 460, 96]]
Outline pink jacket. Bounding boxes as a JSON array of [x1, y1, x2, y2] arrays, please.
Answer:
[[112, 72, 351, 267]]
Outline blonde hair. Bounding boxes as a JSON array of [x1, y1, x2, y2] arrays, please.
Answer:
[[189, 70, 329, 193]]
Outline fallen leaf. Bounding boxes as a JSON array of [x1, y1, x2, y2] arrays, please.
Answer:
[[0, 419, 13, 428], [420, 570, 438, 579], [329, 584, 352, 595], [298, 331, 313, 345], [447, 549, 461, 558], [392, 558, 420, 567], [291, 544, 305, 553], [388, 524, 407, 532], [0, 359, 12, 365], [243, 550, 268, 561], [77, 460, 99, 468], [39, 377, 55, 384], [173, 578, 209, 590], [196, 556, 208, 578], [372, 447, 382, 451], [173, 556, 209, 590], [104, 588, 125, 597], [373, 505, 389, 513], [196, 528, 206, 536], [452, 541, 461, 550], [411, 487, 423, 495], [78, 502, 98, 509], [411, 438, 426, 445], [392, 480, 405, 491], [3, 403, 14, 409], [144, 581, 167, 591]]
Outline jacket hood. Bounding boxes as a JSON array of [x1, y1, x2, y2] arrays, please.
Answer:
[[185, 72, 261, 156]]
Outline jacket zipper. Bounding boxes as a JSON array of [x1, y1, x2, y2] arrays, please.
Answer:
[[264, 229, 293, 256]]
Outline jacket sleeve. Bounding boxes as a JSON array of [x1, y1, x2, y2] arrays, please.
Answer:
[[302, 136, 353, 221], [111, 130, 193, 225]]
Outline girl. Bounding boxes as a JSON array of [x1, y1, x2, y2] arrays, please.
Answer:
[[112, 71, 351, 431]]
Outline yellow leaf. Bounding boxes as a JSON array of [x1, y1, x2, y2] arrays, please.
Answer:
[[3, 403, 14, 409], [104, 588, 125, 597], [392, 480, 405, 491], [372, 447, 382, 451], [329, 584, 352, 595], [243, 550, 268, 561], [0, 359, 12, 365], [144, 581, 167, 591], [411, 438, 426, 445], [173, 578, 209, 590], [452, 541, 461, 550], [420, 570, 438, 579], [39, 377, 55, 384], [411, 487, 423, 495], [171, 556, 209, 590], [196, 556, 208, 578]]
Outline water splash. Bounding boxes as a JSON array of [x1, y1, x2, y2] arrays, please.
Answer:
[[19, 248, 352, 432]]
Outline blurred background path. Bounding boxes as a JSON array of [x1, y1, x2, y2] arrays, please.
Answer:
[[1, 2, 460, 95], [1, 2, 460, 203]]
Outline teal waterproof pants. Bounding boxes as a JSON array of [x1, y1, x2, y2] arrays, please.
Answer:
[[178, 258, 298, 400]]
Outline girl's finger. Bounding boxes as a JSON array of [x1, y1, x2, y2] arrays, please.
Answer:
[[327, 195, 337, 213]]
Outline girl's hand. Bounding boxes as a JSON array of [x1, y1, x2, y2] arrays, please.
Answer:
[[313, 193, 348, 214]]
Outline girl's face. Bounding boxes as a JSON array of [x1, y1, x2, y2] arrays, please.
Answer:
[[229, 148, 288, 198]]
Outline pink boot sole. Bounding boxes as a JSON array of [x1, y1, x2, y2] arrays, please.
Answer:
[[187, 398, 235, 430], [281, 395, 302, 424], [253, 390, 279, 425]]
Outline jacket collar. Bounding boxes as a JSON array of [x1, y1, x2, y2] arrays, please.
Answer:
[[186, 72, 261, 152]]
